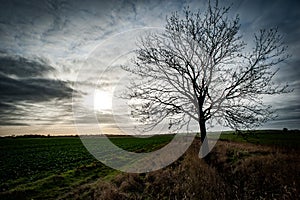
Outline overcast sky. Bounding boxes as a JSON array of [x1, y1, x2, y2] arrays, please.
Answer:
[[0, 0, 299, 136]]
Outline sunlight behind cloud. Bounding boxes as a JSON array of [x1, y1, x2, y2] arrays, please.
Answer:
[[94, 90, 113, 111], [82, 89, 113, 112]]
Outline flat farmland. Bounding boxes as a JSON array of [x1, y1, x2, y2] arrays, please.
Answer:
[[0, 131, 299, 199], [0, 135, 174, 199]]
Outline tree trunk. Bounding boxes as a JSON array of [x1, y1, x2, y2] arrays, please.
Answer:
[[199, 111, 209, 158], [199, 119, 207, 143]]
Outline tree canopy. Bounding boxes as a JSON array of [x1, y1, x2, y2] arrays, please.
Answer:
[[122, 1, 290, 142]]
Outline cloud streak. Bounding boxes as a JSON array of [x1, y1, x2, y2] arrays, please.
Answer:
[[0, 55, 75, 125]]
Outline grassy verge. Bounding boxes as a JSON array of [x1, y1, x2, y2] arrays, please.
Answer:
[[62, 139, 300, 200]]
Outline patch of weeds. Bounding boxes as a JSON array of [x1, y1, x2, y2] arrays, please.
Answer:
[[226, 148, 250, 164]]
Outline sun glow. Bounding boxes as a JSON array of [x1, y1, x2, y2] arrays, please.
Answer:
[[94, 90, 113, 111]]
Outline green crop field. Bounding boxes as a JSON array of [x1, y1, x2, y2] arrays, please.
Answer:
[[0, 135, 174, 199], [218, 129, 300, 147], [0, 131, 299, 199]]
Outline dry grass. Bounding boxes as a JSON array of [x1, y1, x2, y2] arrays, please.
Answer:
[[210, 140, 299, 199], [61, 139, 299, 200]]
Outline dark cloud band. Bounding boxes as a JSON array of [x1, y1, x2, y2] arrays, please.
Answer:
[[0, 55, 75, 125]]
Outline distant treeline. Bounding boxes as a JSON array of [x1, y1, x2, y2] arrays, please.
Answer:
[[1, 129, 299, 139], [1, 134, 177, 139], [0, 134, 79, 138]]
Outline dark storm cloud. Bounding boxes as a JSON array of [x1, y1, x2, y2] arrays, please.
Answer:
[[0, 55, 76, 125], [0, 74, 73, 101], [0, 55, 54, 77], [0, 55, 74, 101]]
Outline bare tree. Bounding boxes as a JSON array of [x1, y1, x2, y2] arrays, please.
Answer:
[[122, 1, 289, 143]]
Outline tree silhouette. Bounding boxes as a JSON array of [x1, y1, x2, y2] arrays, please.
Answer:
[[122, 1, 289, 144]]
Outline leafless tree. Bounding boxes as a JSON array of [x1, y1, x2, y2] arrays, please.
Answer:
[[122, 1, 290, 143]]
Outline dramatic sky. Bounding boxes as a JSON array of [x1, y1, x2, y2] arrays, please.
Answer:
[[0, 0, 299, 136]]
